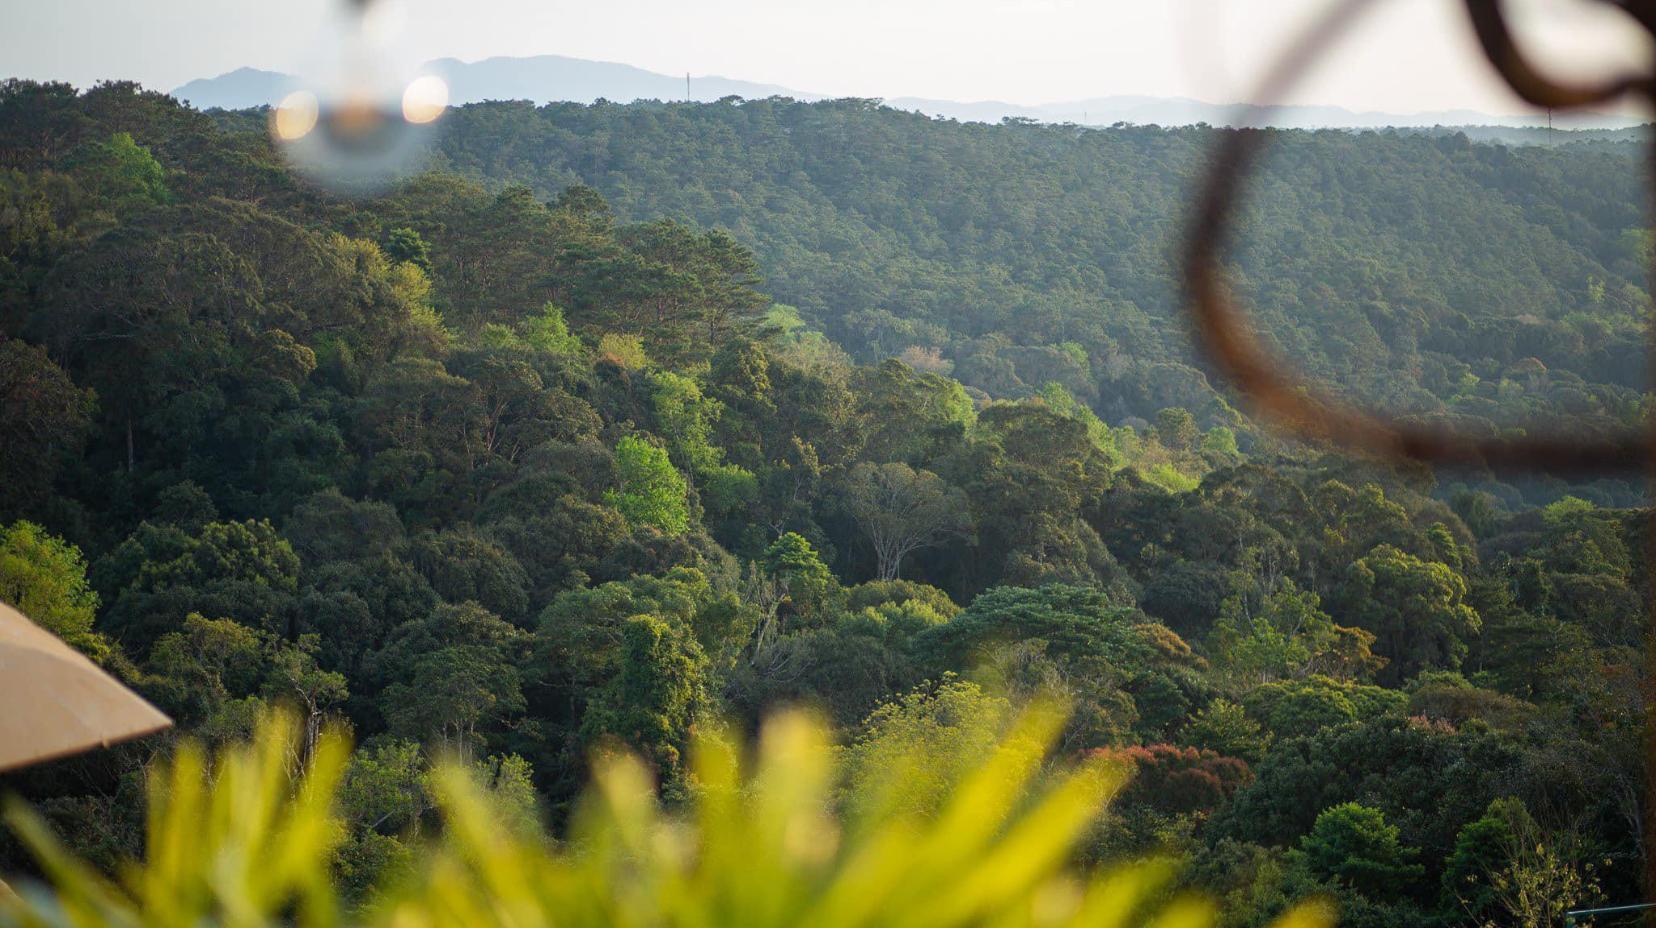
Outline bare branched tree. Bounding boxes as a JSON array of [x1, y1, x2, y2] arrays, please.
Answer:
[[844, 462, 972, 581]]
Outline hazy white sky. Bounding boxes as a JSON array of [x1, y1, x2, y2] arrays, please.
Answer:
[[2, 0, 1650, 114]]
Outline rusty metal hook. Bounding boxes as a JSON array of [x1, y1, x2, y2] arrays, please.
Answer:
[[1181, 0, 1651, 475], [1464, 0, 1654, 108]]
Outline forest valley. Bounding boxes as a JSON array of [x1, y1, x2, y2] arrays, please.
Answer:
[[0, 80, 1650, 928]]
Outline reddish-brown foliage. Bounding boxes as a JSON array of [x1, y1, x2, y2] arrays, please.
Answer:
[[1088, 743, 1252, 815]]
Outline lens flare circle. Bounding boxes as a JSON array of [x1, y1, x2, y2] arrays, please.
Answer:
[[402, 75, 450, 125], [273, 91, 320, 141], [267, 2, 446, 195]]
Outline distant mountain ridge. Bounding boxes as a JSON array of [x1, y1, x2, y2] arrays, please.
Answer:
[[424, 55, 816, 108], [881, 94, 1642, 131], [171, 55, 821, 112], [173, 67, 294, 109], [171, 53, 1645, 130]]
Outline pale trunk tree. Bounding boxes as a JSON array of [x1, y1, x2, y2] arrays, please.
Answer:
[[846, 462, 971, 581], [742, 562, 787, 662]]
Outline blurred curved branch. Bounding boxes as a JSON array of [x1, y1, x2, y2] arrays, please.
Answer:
[[1463, 0, 1653, 108], [1181, 0, 1650, 474]]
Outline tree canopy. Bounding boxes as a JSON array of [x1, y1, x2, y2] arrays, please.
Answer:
[[0, 81, 1644, 925]]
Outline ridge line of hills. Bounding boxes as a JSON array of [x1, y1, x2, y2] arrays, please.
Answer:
[[170, 54, 1648, 131]]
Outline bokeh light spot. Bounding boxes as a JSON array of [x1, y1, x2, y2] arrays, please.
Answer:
[[402, 75, 449, 125], [273, 90, 320, 141]]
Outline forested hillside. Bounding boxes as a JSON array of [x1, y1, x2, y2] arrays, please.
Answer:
[[0, 81, 1649, 927], [419, 98, 1652, 454]]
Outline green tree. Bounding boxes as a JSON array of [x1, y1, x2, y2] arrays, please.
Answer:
[[142, 613, 341, 749], [650, 370, 725, 472], [915, 585, 1193, 745], [335, 738, 425, 897], [1443, 797, 1522, 923], [282, 489, 406, 566], [1179, 698, 1271, 765], [31, 224, 273, 473], [467, 752, 541, 836], [1296, 803, 1423, 898], [383, 227, 432, 273], [1340, 545, 1480, 683], [838, 676, 1013, 821], [1538, 495, 1632, 578], [1218, 716, 1521, 861], [853, 358, 975, 465], [1240, 676, 1403, 741], [520, 302, 583, 356], [143, 614, 267, 727], [1210, 605, 1307, 691], [62, 131, 168, 214], [1154, 407, 1199, 452], [262, 633, 349, 758], [0, 340, 92, 519], [367, 600, 528, 689], [579, 613, 712, 791], [0, 520, 110, 662], [1446, 797, 1603, 928], [381, 645, 525, 762], [844, 461, 972, 581], [529, 568, 719, 765], [1211, 581, 1385, 689], [301, 555, 438, 679], [916, 584, 1144, 675], [762, 531, 836, 622], [410, 526, 531, 624], [954, 403, 1120, 591], [98, 519, 302, 649], [606, 435, 689, 535], [1200, 426, 1240, 462], [340, 738, 430, 838]]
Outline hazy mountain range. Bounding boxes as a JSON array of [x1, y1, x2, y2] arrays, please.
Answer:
[[172, 54, 1646, 130]]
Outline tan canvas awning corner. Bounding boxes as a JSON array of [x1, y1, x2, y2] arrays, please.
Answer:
[[0, 602, 171, 772]]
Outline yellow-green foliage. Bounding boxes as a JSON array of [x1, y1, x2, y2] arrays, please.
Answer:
[[597, 333, 651, 370], [1, 710, 1333, 928], [1140, 464, 1199, 495]]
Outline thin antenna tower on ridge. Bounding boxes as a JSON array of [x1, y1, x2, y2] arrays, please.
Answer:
[[687, 72, 691, 102]]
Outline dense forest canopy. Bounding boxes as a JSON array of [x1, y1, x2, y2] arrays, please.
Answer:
[[415, 98, 1653, 446], [0, 80, 1650, 928]]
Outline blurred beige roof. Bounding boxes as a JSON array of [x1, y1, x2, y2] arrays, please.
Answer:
[[0, 601, 171, 772]]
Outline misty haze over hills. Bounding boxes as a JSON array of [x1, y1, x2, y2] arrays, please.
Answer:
[[171, 53, 1646, 130]]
